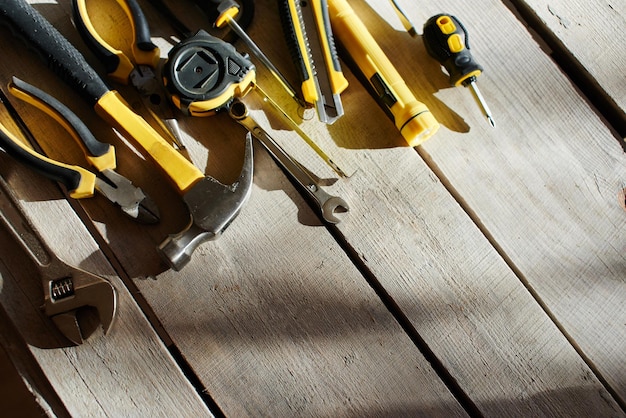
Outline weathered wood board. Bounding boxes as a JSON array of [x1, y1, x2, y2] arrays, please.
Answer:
[[509, 0, 626, 136], [373, 0, 626, 409], [0, 0, 623, 416], [0, 161, 212, 416]]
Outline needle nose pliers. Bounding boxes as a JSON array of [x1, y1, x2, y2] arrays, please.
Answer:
[[0, 76, 160, 224]]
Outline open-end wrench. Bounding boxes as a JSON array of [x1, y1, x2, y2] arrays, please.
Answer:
[[0, 0, 254, 271], [228, 99, 349, 223], [0, 179, 117, 345]]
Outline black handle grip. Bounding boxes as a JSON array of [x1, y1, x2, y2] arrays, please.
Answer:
[[0, 0, 111, 106], [126, 0, 156, 51], [0, 126, 83, 192], [423, 14, 483, 86], [278, 0, 311, 87], [10, 76, 111, 158]]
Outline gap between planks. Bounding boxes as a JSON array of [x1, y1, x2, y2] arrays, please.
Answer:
[[414, 144, 626, 412], [501, 0, 626, 146]]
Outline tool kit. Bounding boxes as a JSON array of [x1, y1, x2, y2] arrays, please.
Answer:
[[0, 0, 492, 343]]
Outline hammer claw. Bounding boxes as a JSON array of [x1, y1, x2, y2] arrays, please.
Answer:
[[158, 132, 254, 271]]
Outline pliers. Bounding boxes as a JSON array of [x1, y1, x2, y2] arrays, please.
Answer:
[[72, 0, 184, 147], [0, 77, 160, 224]]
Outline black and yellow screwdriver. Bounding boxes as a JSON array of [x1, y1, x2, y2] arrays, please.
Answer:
[[422, 14, 495, 128], [389, 2, 495, 128]]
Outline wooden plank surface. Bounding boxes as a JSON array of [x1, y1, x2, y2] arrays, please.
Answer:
[[0, 159, 212, 416], [0, 0, 623, 416], [508, 0, 626, 136], [376, 0, 626, 408]]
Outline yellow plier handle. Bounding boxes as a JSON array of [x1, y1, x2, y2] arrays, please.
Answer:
[[1, 0, 205, 194], [0, 86, 96, 199], [72, 0, 161, 84], [8, 77, 117, 172]]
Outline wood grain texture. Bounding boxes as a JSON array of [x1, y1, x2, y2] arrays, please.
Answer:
[[140, 0, 620, 415], [370, 0, 626, 411], [0, 0, 623, 416], [508, 0, 626, 135], [0, 157, 212, 416]]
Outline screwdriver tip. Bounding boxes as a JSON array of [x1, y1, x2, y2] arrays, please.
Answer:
[[487, 116, 496, 128]]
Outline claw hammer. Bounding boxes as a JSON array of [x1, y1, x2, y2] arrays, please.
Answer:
[[0, 0, 254, 271]]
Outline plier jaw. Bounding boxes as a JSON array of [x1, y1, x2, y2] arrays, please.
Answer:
[[0, 77, 160, 224]]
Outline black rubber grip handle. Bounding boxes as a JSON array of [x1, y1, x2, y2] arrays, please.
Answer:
[[278, 0, 311, 86], [126, 0, 156, 51], [423, 14, 483, 86], [10, 76, 111, 158], [0, 0, 111, 106], [0, 125, 83, 192]]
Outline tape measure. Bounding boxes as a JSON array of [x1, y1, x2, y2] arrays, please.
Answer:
[[163, 30, 256, 116]]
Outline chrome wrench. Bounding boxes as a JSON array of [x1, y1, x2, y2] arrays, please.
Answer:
[[228, 99, 349, 223], [0, 179, 117, 345]]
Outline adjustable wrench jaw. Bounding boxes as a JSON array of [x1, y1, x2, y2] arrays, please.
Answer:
[[158, 132, 254, 271], [42, 265, 117, 345]]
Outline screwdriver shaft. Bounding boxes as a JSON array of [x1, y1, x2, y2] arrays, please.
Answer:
[[467, 80, 496, 128], [225, 16, 307, 109], [389, 0, 416, 36]]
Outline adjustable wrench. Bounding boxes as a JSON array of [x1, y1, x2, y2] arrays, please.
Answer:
[[0, 179, 117, 345], [0, 0, 253, 271], [228, 99, 349, 224]]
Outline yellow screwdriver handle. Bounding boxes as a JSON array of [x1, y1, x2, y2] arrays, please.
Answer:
[[327, 0, 439, 146]]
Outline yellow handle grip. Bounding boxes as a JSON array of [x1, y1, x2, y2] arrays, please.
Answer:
[[74, 0, 160, 84], [327, 0, 439, 146], [8, 80, 117, 172], [95, 91, 204, 193], [0, 125, 96, 199]]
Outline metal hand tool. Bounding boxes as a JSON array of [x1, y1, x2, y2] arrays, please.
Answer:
[[229, 99, 348, 223], [161, 29, 349, 220], [72, 0, 185, 147], [327, 0, 439, 147], [211, 0, 307, 109], [0, 180, 117, 345], [158, 131, 253, 270], [162, 28, 349, 178], [0, 77, 159, 223], [423, 14, 495, 128], [278, 0, 348, 124], [0, 0, 253, 271]]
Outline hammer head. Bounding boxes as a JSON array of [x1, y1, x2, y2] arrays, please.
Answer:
[[158, 132, 254, 271]]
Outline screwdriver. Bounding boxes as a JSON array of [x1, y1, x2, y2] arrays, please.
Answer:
[[422, 14, 496, 128]]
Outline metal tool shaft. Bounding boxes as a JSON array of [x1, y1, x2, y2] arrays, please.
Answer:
[[225, 15, 305, 109], [0, 179, 53, 270], [228, 100, 348, 223]]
